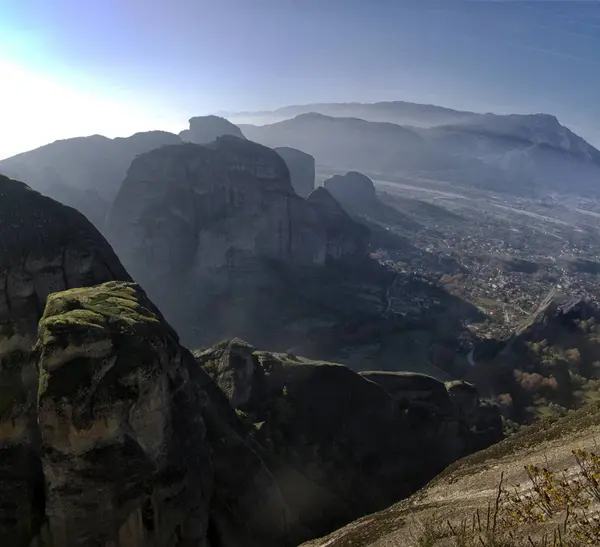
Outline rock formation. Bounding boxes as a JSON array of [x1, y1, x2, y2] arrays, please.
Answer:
[[1, 279, 292, 546], [306, 186, 369, 259], [179, 115, 246, 144], [324, 171, 377, 210], [36, 282, 213, 546], [0, 167, 504, 547], [0, 174, 131, 546], [197, 339, 504, 540], [274, 146, 315, 197], [107, 137, 369, 345]]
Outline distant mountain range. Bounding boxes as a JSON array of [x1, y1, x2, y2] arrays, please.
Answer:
[[239, 106, 600, 195], [219, 100, 478, 127]]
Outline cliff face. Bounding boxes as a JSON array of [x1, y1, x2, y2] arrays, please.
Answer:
[[0, 174, 131, 545], [275, 146, 315, 197], [306, 186, 370, 259], [107, 137, 368, 344], [36, 282, 213, 547], [109, 137, 325, 278]]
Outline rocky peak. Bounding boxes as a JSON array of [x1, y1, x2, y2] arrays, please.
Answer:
[[36, 282, 212, 546], [274, 146, 315, 197], [306, 186, 370, 259], [323, 171, 378, 217], [179, 115, 246, 144]]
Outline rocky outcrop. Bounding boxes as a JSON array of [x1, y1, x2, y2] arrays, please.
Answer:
[[179, 115, 246, 144], [109, 137, 322, 293], [197, 339, 504, 541], [323, 171, 378, 215], [274, 147, 315, 197], [3, 281, 290, 547], [107, 137, 369, 345], [0, 174, 131, 545], [36, 282, 212, 546]]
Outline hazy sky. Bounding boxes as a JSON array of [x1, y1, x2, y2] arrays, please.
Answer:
[[2, 0, 600, 158]]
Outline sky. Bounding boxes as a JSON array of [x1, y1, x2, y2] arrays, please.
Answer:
[[1, 0, 600, 159]]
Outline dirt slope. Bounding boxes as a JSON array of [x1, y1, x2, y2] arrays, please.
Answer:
[[301, 402, 600, 546]]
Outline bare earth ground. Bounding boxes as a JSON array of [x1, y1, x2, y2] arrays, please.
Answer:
[[301, 403, 600, 546]]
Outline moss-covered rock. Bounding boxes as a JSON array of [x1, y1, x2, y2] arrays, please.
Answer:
[[36, 282, 212, 547], [0, 174, 131, 545], [32, 282, 291, 547]]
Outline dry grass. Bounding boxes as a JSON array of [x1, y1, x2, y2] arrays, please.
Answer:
[[414, 449, 600, 546]]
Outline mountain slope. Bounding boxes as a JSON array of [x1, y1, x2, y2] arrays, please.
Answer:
[[301, 401, 600, 546]]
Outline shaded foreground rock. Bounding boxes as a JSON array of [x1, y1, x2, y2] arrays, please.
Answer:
[[196, 339, 504, 541], [0, 277, 502, 546], [0, 174, 131, 545], [37, 282, 212, 546], [14, 282, 290, 547]]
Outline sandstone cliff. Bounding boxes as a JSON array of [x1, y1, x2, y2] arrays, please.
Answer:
[[107, 137, 369, 346], [275, 146, 315, 197], [306, 186, 369, 260], [0, 174, 131, 546]]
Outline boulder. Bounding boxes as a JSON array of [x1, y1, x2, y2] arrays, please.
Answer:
[[275, 147, 315, 197], [0, 174, 131, 545], [179, 115, 246, 144]]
